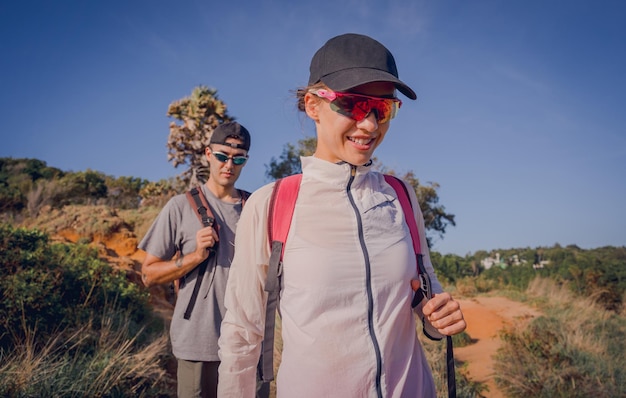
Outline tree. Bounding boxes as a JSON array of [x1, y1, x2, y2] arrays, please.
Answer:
[[0, 158, 64, 213], [265, 137, 317, 180], [104, 175, 149, 209], [56, 170, 108, 205], [265, 138, 456, 246], [385, 169, 456, 246], [139, 179, 179, 208], [167, 86, 234, 188]]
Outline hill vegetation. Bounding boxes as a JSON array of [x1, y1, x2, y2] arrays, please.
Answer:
[[0, 157, 179, 219], [493, 278, 626, 397], [0, 223, 175, 397], [433, 244, 626, 313], [1, 156, 625, 397]]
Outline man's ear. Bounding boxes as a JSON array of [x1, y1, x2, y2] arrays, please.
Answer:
[[304, 93, 320, 121]]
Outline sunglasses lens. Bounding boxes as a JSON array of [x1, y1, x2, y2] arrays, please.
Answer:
[[213, 152, 247, 165], [329, 97, 355, 119], [214, 153, 228, 162], [331, 95, 398, 123], [232, 157, 247, 165], [372, 100, 397, 123]]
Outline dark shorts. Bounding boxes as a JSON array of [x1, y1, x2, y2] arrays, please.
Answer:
[[177, 359, 219, 398], [176, 358, 270, 398]]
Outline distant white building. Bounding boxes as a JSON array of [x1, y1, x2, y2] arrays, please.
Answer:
[[481, 252, 501, 270]]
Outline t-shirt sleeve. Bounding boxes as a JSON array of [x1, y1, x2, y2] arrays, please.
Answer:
[[138, 197, 183, 260]]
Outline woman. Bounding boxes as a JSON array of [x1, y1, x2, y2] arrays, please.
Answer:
[[218, 33, 466, 398]]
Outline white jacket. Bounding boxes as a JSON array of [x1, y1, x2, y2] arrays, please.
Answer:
[[218, 156, 443, 398]]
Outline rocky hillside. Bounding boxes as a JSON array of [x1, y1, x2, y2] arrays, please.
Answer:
[[20, 204, 175, 321]]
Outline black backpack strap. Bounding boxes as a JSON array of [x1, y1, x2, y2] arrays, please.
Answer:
[[238, 189, 251, 204], [261, 240, 283, 382], [183, 187, 216, 320], [446, 334, 456, 398], [187, 187, 215, 229]]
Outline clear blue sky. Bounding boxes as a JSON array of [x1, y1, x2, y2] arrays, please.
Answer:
[[2, 1, 625, 256]]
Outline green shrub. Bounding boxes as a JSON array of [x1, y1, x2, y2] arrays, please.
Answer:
[[0, 223, 150, 351], [0, 223, 173, 396]]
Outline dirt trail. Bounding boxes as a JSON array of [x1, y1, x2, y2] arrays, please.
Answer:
[[455, 296, 540, 398]]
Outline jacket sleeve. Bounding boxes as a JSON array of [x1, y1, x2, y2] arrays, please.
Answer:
[[402, 179, 446, 341], [218, 184, 274, 397]]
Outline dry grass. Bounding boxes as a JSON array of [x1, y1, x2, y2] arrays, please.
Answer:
[[0, 311, 174, 397], [494, 277, 626, 398], [118, 206, 162, 242], [21, 204, 129, 238], [455, 276, 499, 297], [19, 203, 161, 251], [19, 202, 161, 247], [526, 277, 611, 356]]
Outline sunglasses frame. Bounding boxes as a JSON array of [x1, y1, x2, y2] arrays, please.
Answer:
[[211, 150, 248, 166], [309, 88, 402, 123]]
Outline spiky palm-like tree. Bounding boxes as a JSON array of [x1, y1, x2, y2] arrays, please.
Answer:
[[167, 86, 234, 188]]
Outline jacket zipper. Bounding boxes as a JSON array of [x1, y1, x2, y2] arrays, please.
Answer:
[[346, 166, 384, 398]]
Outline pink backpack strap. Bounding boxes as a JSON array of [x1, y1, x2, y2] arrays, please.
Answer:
[[262, 173, 302, 382], [384, 175, 421, 255], [268, 174, 302, 258], [384, 175, 434, 307]]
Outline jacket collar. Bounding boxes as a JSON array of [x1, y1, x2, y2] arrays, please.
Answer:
[[300, 156, 373, 187]]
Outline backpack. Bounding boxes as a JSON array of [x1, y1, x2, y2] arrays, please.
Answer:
[[183, 186, 250, 320], [260, 174, 456, 398]]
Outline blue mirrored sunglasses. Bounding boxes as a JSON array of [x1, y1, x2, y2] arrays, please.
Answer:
[[212, 151, 248, 165]]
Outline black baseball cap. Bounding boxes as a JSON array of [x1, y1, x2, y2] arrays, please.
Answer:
[[209, 122, 251, 151], [308, 33, 416, 100]]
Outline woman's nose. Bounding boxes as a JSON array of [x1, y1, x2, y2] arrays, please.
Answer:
[[355, 111, 379, 132]]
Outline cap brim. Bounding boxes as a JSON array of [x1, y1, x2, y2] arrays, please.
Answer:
[[320, 68, 417, 100]]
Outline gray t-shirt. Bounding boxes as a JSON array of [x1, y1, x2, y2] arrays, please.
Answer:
[[139, 185, 247, 361]]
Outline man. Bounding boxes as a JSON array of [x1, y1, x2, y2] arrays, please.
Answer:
[[140, 122, 263, 398]]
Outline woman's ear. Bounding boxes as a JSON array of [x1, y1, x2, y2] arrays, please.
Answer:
[[304, 93, 320, 121]]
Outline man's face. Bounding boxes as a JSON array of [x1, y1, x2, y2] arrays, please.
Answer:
[[205, 138, 248, 187]]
